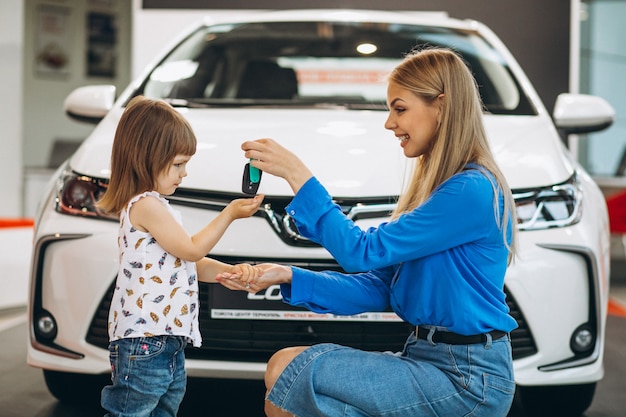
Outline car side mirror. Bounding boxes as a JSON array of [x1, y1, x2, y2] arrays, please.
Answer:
[[64, 85, 116, 124], [553, 93, 615, 134]]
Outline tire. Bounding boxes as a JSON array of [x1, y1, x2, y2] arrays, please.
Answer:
[[43, 369, 109, 404], [518, 383, 596, 417]]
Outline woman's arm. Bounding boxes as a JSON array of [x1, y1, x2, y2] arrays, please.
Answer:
[[288, 173, 498, 272], [241, 139, 499, 273], [218, 263, 394, 315]]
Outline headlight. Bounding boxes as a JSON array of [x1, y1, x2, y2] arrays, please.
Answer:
[[514, 172, 582, 231], [55, 169, 117, 220]]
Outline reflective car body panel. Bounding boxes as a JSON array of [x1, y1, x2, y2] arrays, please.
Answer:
[[72, 109, 574, 195]]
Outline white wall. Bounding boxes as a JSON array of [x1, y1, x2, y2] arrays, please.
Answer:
[[19, 0, 133, 217], [22, 0, 132, 169], [0, 0, 24, 217], [131, 1, 260, 79]]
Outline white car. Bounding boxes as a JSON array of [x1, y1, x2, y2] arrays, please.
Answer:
[[27, 9, 614, 416]]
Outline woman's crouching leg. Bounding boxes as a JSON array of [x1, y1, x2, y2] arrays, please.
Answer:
[[264, 346, 309, 417]]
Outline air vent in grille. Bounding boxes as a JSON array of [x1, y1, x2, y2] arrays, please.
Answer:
[[505, 289, 538, 359]]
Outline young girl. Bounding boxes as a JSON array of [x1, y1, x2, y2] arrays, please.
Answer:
[[97, 95, 263, 417], [222, 47, 518, 417]]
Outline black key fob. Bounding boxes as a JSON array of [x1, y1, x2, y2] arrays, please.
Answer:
[[242, 162, 262, 194]]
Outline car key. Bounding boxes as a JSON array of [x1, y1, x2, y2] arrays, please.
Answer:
[[242, 160, 262, 194]]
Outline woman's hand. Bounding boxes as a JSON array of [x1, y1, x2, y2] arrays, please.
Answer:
[[241, 138, 314, 194], [217, 263, 292, 293]]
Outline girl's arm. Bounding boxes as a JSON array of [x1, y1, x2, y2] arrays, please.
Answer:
[[196, 257, 260, 283], [218, 263, 293, 289], [130, 194, 263, 262]]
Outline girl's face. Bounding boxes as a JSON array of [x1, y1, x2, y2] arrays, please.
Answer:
[[384, 81, 442, 158], [156, 154, 191, 195]]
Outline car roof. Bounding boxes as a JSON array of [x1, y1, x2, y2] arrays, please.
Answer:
[[201, 9, 480, 32]]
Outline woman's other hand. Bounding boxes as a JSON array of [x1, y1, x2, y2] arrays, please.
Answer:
[[241, 138, 313, 193], [231, 263, 262, 283], [216, 263, 292, 293]]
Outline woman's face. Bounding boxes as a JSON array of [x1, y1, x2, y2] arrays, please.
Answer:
[[384, 81, 441, 158]]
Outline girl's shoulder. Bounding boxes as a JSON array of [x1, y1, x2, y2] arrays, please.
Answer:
[[127, 191, 181, 225], [126, 191, 167, 211], [122, 192, 171, 226], [124, 192, 177, 233]]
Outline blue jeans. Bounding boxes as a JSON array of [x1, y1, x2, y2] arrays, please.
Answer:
[[267, 330, 515, 417], [101, 335, 188, 417]]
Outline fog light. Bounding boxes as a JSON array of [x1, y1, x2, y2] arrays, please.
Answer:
[[570, 324, 595, 354], [35, 312, 57, 340]]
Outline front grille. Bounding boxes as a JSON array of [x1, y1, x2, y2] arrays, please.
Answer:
[[192, 278, 415, 361], [168, 192, 397, 248], [505, 289, 538, 359], [86, 257, 537, 361]]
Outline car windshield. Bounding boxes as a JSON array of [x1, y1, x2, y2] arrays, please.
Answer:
[[141, 20, 535, 115]]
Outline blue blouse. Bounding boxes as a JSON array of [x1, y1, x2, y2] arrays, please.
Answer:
[[279, 168, 518, 335]]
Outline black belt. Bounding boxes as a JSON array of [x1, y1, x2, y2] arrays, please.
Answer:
[[417, 327, 507, 345]]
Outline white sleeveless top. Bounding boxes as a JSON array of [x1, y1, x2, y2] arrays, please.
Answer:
[[108, 191, 201, 347]]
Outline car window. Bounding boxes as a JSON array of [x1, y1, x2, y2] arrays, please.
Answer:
[[141, 20, 535, 115]]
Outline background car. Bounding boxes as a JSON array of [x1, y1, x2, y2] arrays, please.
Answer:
[[27, 9, 615, 416]]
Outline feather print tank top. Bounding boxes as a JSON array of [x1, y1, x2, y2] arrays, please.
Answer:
[[108, 191, 201, 347]]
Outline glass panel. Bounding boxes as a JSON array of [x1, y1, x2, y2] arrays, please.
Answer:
[[578, 1, 626, 176], [141, 20, 534, 115]]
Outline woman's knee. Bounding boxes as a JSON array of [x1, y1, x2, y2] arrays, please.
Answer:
[[264, 346, 308, 390]]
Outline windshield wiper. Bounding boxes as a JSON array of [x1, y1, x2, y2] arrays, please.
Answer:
[[161, 97, 387, 110], [162, 98, 214, 108]]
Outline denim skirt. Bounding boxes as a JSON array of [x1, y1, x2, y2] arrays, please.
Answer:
[[266, 330, 515, 417]]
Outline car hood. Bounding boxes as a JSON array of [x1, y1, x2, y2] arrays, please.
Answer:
[[71, 108, 574, 196]]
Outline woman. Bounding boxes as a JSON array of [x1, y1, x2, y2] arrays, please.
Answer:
[[219, 47, 518, 417]]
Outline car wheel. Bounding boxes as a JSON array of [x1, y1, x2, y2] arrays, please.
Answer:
[[518, 383, 596, 417], [43, 369, 109, 404]]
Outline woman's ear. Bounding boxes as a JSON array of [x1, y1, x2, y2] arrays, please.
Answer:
[[436, 94, 445, 124]]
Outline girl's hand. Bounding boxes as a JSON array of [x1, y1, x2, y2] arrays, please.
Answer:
[[231, 263, 261, 283], [241, 138, 313, 194], [225, 195, 264, 220], [217, 263, 292, 293]]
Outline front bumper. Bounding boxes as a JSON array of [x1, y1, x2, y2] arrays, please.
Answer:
[[27, 193, 609, 387]]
